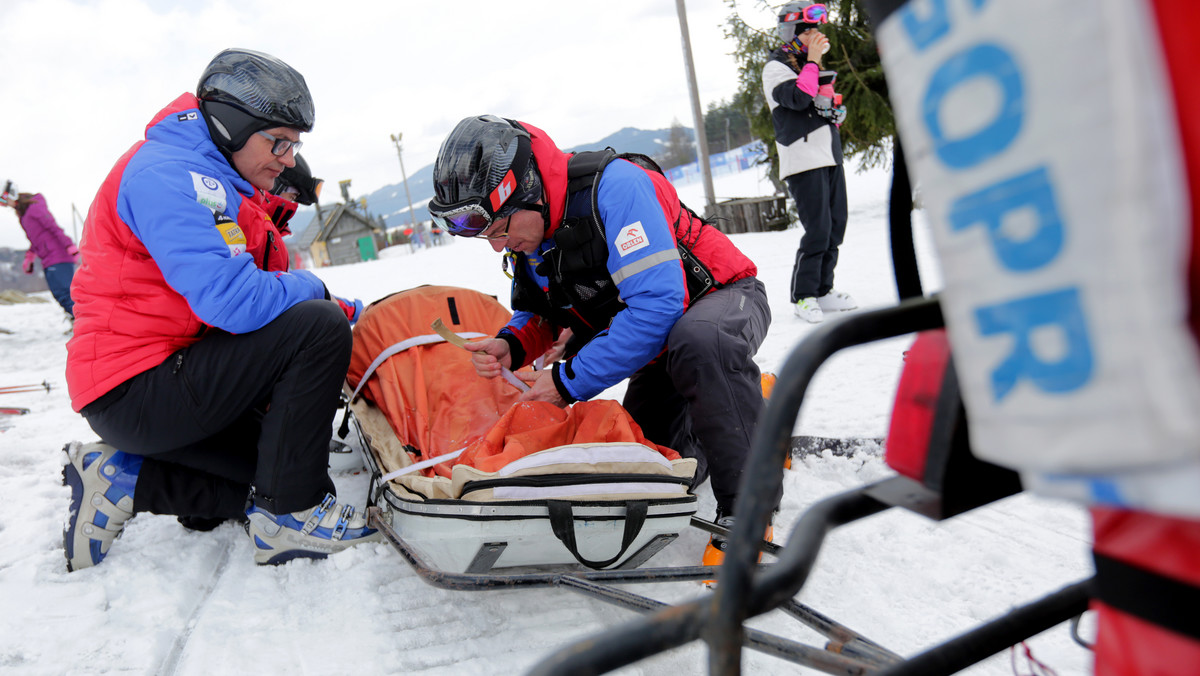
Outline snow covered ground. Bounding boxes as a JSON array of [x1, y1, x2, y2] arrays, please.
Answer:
[[0, 160, 1095, 675]]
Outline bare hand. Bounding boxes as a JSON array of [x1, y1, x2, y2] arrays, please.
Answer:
[[539, 328, 573, 366], [463, 338, 512, 379], [516, 370, 567, 408], [806, 31, 828, 64]]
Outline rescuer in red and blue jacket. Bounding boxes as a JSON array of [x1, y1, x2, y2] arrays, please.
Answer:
[[429, 115, 773, 551], [62, 49, 380, 573]]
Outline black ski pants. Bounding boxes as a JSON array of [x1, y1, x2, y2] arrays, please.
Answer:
[[622, 277, 771, 517], [81, 300, 352, 518], [786, 164, 848, 302]]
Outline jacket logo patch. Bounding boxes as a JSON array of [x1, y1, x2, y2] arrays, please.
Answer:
[[214, 214, 247, 257], [189, 171, 227, 213], [176, 112, 199, 122], [616, 222, 648, 257]]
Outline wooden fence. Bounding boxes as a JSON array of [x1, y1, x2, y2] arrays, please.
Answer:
[[704, 196, 792, 234]]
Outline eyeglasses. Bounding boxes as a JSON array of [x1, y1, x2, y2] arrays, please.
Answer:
[[255, 130, 303, 157], [782, 3, 828, 24], [478, 203, 527, 240], [478, 222, 510, 241]]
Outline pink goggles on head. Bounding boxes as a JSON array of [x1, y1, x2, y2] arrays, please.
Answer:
[[782, 4, 828, 25]]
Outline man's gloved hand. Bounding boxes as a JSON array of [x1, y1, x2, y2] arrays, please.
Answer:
[[67, 244, 80, 262], [334, 295, 364, 325], [21, 250, 35, 274]]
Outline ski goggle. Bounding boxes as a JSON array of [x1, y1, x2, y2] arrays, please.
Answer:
[[272, 175, 323, 205], [255, 130, 303, 157], [430, 201, 495, 238], [782, 4, 828, 25], [430, 164, 543, 238], [429, 197, 527, 238]]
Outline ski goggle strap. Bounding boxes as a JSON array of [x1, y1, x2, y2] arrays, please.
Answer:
[[429, 197, 538, 239], [781, 4, 828, 25]]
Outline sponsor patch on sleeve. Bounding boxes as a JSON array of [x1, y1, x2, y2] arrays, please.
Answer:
[[615, 222, 649, 257], [214, 213, 246, 257], [189, 171, 227, 213]]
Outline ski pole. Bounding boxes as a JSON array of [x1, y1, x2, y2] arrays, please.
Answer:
[[0, 381, 51, 394], [1, 387, 49, 396]]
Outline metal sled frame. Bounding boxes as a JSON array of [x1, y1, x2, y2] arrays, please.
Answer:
[[367, 503, 908, 674], [520, 297, 1094, 675]]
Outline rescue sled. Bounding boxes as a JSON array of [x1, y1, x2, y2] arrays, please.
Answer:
[[343, 285, 702, 575], [343, 285, 883, 653]]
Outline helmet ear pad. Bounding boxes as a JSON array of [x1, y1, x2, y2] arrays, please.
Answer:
[[200, 99, 273, 154], [777, 0, 816, 42]]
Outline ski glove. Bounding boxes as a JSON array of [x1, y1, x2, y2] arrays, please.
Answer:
[[67, 244, 79, 262], [21, 250, 35, 274], [334, 295, 364, 325]]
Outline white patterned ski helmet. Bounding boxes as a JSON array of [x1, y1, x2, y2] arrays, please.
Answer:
[[777, 1, 828, 42]]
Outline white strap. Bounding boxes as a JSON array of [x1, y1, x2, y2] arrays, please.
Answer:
[[380, 447, 467, 483], [500, 368, 530, 392], [347, 332, 486, 404], [430, 319, 529, 392]]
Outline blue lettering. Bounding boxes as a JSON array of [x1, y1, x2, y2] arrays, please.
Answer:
[[949, 167, 1064, 271], [900, 0, 950, 51], [923, 43, 1024, 169], [975, 288, 1094, 400], [899, 0, 992, 52]]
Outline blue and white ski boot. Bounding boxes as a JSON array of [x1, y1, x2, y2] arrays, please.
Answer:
[[62, 441, 142, 572]]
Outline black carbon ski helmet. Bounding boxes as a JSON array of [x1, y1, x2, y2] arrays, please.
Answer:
[[272, 154, 322, 205], [429, 115, 537, 236], [197, 48, 315, 154]]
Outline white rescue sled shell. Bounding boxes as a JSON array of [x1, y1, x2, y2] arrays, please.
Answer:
[[353, 395, 698, 573]]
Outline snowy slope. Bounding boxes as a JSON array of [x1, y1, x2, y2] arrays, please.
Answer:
[[0, 161, 1095, 675]]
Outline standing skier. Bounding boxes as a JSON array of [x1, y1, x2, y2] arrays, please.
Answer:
[[2, 187, 78, 318], [63, 48, 379, 571], [763, 2, 856, 323]]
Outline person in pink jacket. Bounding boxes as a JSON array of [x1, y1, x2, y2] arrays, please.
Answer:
[[2, 186, 78, 317]]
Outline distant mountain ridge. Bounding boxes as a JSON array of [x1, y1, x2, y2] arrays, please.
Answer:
[[293, 126, 692, 238]]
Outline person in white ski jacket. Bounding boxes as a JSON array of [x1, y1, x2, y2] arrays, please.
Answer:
[[763, 1, 856, 323]]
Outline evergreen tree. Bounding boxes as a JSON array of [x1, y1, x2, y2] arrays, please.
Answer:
[[658, 118, 698, 170], [724, 0, 894, 193], [704, 99, 754, 153]]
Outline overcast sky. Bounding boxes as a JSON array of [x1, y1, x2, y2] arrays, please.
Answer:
[[0, 0, 779, 249]]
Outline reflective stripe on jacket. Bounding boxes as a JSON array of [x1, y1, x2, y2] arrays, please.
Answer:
[[501, 122, 757, 401]]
